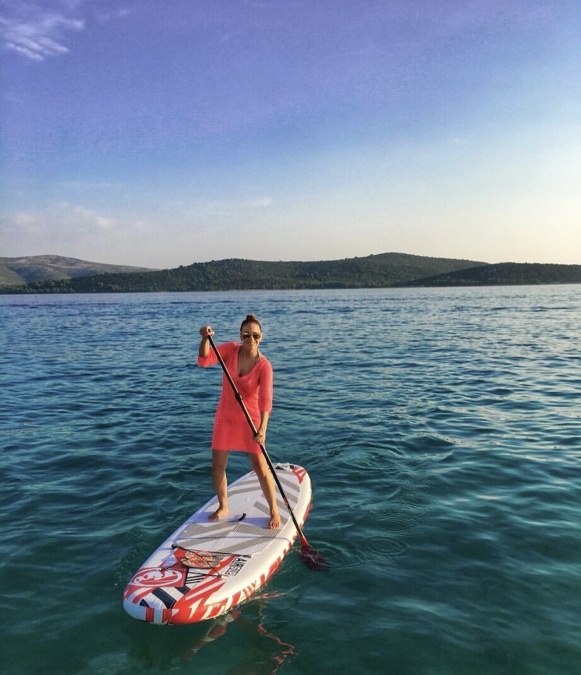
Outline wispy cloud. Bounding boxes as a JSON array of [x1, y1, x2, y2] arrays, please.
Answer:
[[0, 1, 84, 61], [244, 197, 274, 208], [94, 6, 133, 24], [1, 202, 116, 236], [70, 204, 115, 231]]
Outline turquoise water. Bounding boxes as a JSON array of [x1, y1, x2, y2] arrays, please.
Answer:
[[1, 286, 580, 674]]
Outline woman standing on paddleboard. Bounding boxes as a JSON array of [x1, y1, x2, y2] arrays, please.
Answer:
[[198, 315, 281, 529]]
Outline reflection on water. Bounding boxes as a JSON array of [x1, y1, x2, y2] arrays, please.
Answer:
[[125, 596, 296, 674], [188, 601, 296, 675]]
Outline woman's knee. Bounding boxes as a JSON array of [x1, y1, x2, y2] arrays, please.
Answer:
[[212, 450, 229, 473], [249, 453, 267, 476]]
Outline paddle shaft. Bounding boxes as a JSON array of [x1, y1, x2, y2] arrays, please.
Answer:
[[207, 335, 310, 547]]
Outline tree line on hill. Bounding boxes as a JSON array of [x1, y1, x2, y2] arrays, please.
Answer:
[[1, 253, 580, 293]]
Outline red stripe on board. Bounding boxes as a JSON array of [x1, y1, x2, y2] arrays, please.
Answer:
[[292, 466, 307, 483]]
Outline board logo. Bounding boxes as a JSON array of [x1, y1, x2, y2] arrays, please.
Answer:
[[131, 567, 185, 588], [223, 557, 247, 577]]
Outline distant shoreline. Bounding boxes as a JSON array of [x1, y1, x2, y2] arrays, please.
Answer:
[[2, 253, 580, 293]]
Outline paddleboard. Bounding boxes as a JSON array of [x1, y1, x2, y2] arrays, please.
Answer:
[[123, 463, 312, 625]]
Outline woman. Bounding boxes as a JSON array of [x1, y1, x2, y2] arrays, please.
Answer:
[[198, 315, 280, 529]]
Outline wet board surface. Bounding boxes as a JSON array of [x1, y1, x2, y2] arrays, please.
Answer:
[[123, 463, 312, 624]]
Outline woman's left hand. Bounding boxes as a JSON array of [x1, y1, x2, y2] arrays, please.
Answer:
[[254, 429, 266, 445]]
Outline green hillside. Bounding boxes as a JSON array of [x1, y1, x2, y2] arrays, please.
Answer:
[[411, 262, 581, 286], [2, 254, 579, 294], [0, 253, 483, 293], [0, 255, 156, 287]]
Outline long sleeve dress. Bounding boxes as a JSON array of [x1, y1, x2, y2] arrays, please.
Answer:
[[197, 342, 273, 455]]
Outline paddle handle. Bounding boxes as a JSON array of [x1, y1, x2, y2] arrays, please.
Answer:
[[207, 335, 310, 547]]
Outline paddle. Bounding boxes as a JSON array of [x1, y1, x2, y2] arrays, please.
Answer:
[[207, 335, 328, 571]]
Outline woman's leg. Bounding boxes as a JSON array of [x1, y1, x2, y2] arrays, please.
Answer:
[[209, 450, 229, 521], [249, 452, 281, 529]]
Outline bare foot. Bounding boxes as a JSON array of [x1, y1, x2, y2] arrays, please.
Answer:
[[209, 506, 229, 522], [268, 511, 281, 529]]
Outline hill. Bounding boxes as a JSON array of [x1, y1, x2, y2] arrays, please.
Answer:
[[410, 262, 581, 286], [0, 255, 157, 287], [0, 253, 484, 293], [2, 254, 579, 294]]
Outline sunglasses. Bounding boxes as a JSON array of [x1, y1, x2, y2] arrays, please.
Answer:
[[241, 332, 262, 340]]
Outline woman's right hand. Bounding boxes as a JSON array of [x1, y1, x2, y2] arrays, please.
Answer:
[[199, 325, 214, 338]]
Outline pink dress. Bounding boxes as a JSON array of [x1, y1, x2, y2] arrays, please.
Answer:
[[198, 342, 273, 455]]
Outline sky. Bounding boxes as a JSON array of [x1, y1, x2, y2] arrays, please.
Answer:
[[1, 0, 580, 269]]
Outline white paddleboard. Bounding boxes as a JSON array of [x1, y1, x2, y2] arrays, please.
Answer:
[[123, 463, 312, 625]]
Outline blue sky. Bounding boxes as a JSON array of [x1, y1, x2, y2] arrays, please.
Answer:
[[1, 0, 580, 268]]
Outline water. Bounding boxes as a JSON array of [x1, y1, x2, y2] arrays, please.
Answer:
[[1, 286, 580, 675]]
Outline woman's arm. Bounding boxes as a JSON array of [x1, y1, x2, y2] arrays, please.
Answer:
[[255, 411, 270, 445], [198, 325, 214, 358]]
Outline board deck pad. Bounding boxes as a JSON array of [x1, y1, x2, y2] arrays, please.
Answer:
[[123, 463, 311, 625], [175, 471, 299, 555]]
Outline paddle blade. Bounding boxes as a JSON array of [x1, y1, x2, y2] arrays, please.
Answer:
[[299, 543, 329, 571]]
